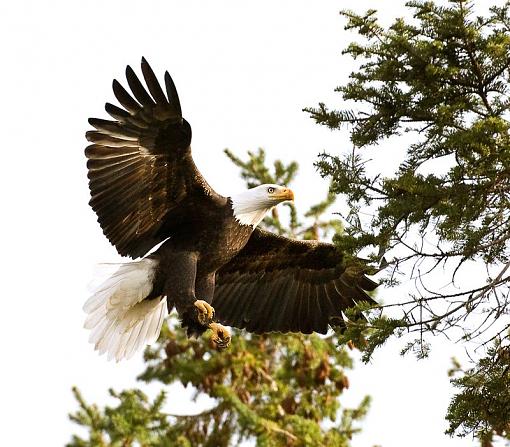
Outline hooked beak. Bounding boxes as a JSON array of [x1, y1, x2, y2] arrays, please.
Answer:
[[275, 188, 294, 202]]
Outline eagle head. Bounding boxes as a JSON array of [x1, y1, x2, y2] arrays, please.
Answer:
[[230, 184, 294, 227]]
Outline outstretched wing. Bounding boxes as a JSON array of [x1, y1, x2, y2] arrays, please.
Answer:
[[212, 228, 378, 334], [86, 58, 224, 258]]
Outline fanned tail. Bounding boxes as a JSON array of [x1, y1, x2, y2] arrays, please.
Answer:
[[83, 258, 167, 361]]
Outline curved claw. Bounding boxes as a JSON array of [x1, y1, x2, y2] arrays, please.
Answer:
[[209, 322, 231, 350], [194, 300, 215, 326]]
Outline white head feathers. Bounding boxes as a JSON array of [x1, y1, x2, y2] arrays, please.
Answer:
[[230, 184, 294, 227]]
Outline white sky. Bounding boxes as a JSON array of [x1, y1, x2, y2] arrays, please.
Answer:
[[1, 1, 504, 446]]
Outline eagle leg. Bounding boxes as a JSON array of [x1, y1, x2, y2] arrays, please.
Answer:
[[194, 300, 215, 326], [208, 322, 231, 350]]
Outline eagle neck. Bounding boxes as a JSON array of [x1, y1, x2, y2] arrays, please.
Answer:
[[229, 195, 272, 228]]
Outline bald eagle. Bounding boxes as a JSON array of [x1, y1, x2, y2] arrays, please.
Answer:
[[83, 58, 377, 361]]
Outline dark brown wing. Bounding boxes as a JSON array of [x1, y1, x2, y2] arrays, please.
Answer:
[[212, 228, 378, 334], [86, 58, 224, 258]]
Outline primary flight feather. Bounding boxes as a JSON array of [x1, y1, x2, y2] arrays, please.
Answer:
[[84, 58, 377, 361]]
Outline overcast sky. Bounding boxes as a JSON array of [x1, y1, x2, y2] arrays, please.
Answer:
[[1, 1, 503, 446]]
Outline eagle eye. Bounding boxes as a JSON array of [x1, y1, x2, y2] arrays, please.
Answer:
[[267, 187, 275, 194]]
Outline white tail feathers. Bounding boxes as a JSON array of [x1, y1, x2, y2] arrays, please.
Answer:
[[83, 258, 168, 361]]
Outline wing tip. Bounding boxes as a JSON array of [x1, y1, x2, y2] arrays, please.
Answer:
[[104, 102, 115, 114], [141, 57, 154, 75], [164, 71, 182, 116], [125, 64, 135, 78], [85, 134, 92, 145], [360, 275, 379, 292]]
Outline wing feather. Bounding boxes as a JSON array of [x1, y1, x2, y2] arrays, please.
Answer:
[[86, 58, 224, 258], [126, 65, 156, 108], [278, 277, 299, 332], [141, 57, 169, 106], [85, 144, 139, 160], [213, 228, 377, 334], [164, 71, 182, 116], [258, 274, 286, 332], [268, 275, 292, 330], [112, 79, 141, 113], [299, 282, 313, 334], [308, 284, 322, 333], [86, 132, 139, 147], [291, 281, 307, 332]]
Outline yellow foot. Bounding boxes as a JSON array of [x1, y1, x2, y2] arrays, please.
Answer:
[[209, 322, 231, 350], [194, 300, 215, 326]]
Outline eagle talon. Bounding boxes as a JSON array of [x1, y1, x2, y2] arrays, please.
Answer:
[[209, 322, 231, 350], [194, 300, 215, 326]]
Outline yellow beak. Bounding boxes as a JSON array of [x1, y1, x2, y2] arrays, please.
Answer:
[[275, 188, 294, 202]]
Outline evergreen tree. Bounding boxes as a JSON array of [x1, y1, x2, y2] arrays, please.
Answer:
[[305, 0, 510, 443], [68, 149, 370, 447]]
